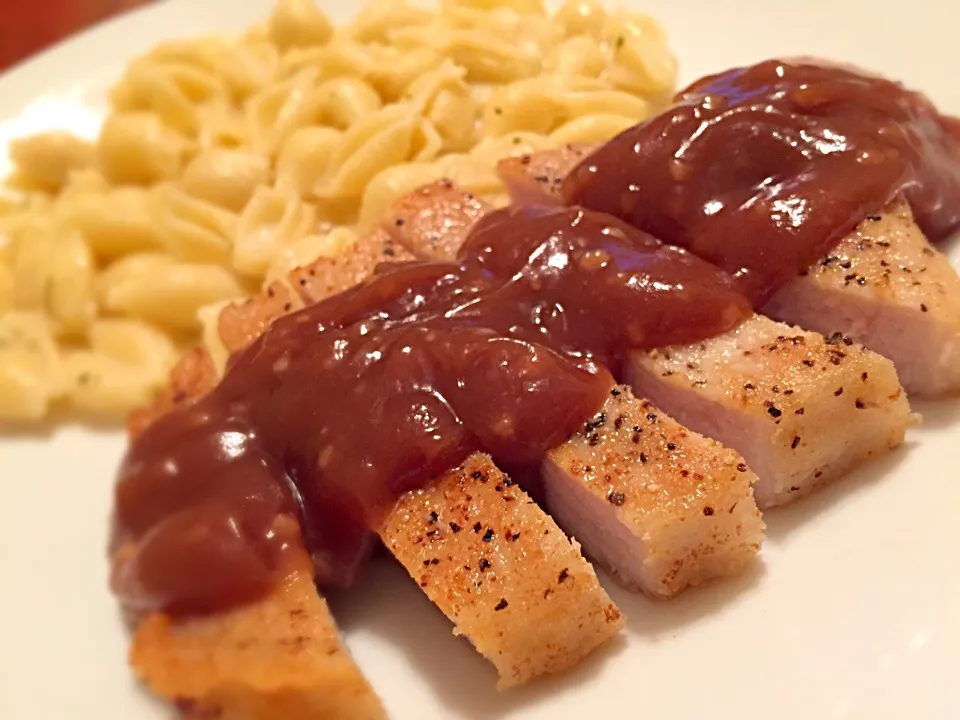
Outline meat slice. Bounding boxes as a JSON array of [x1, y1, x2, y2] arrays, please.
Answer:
[[543, 385, 764, 597], [127, 182, 626, 702], [627, 315, 914, 508], [214, 181, 480, 366], [287, 229, 414, 304], [219, 281, 306, 357], [764, 198, 960, 398], [496, 143, 594, 207], [130, 536, 385, 720], [381, 180, 491, 261], [384, 179, 912, 510], [503, 150, 960, 398], [126, 346, 217, 437], [216, 231, 413, 360], [379, 453, 623, 689]]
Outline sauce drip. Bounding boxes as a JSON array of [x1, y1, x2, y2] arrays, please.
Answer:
[[111, 206, 751, 615], [563, 59, 960, 304]]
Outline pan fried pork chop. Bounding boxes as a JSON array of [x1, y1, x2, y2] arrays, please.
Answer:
[[120, 184, 641, 714], [765, 199, 960, 397], [389, 182, 913, 507], [504, 145, 960, 398], [129, 532, 386, 720], [627, 316, 914, 508], [544, 386, 764, 596], [553, 62, 960, 395], [384, 180, 492, 261], [219, 183, 763, 596], [382, 453, 624, 688], [561, 61, 960, 305], [496, 143, 593, 207]]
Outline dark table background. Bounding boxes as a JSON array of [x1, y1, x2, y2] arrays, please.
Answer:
[[0, 0, 151, 72]]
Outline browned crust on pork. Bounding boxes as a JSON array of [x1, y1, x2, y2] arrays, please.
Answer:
[[381, 180, 492, 261], [496, 143, 596, 206], [126, 347, 218, 437], [288, 229, 415, 303], [121, 181, 616, 717], [380, 453, 623, 689], [544, 386, 764, 596], [219, 281, 305, 357], [130, 542, 385, 720]]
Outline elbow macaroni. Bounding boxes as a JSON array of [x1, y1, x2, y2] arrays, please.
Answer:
[[0, 0, 676, 422]]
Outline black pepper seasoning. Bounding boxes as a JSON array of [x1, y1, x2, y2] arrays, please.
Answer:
[[608, 491, 625, 506]]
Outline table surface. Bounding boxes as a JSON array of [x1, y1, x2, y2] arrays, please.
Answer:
[[1, 0, 150, 72]]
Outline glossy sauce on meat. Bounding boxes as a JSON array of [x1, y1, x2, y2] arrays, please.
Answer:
[[563, 60, 960, 303], [111, 207, 751, 615]]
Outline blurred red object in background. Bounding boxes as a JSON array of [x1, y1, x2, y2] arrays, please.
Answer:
[[0, 0, 151, 72]]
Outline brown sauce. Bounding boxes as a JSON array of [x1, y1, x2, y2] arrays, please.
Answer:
[[111, 206, 750, 615], [563, 60, 960, 303]]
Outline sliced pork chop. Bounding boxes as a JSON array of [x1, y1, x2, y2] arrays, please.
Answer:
[[764, 198, 960, 398], [129, 529, 385, 720], [197, 183, 767, 602], [543, 385, 764, 597], [384, 179, 914, 510], [504, 149, 960, 398], [380, 453, 623, 689], [627, 315, 914, 508], [219, 281, 306, 357], [218, 230, 413, 358], [381, 179, 492, 261], [216, 182, 483, 362], [287, 229, 414, 304], [126, 346, 217, 436], [130, 182, 625, 697], [497, 143, 594, 207]]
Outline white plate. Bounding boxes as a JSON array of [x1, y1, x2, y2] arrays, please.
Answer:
[[2, 2, 959, 719]]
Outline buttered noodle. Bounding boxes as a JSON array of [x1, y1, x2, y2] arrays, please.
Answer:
[[0, 0, 676, 420]]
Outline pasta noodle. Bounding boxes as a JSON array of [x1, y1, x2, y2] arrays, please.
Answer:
[[9, 220, 96, 336], [315, 77, 382, 130], [62, 184, 162, 260], [234, 185, 317, 276], [275, 125, 340, 197], [97, 112, 192, 185], [0, 248, 13, 316], [62, 319, 177, 414], [8, 132, 95, 190], [154, 184, 238, 263], [268, 0, 334, 50], [0, 0, 677, 422], [313, 103, 421, 198], [97, 253, 245, 330], [0, 311, 64, 420], [180, 148, 270, 212]]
